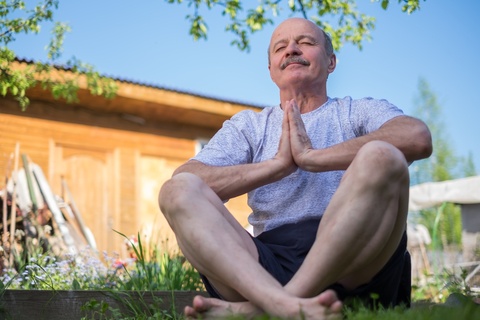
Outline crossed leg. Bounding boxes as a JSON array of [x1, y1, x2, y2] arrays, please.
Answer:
[[158, 140, 410, 319], [159, 172, 343, 319]]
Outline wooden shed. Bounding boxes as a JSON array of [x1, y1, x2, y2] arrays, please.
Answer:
[[409, 175, 480, 262], [0, 60, 262, 256]]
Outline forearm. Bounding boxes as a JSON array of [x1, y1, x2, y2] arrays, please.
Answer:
[[173, 159, 289, 201], [299, 116, 432, 172]]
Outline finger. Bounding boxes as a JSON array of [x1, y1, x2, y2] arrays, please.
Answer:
[[283, 99, 293, 112], [287, 103, 309, 147], [282, 101, 290, 130], [280, 101, 291, 149], [287, 100, 303, 131]]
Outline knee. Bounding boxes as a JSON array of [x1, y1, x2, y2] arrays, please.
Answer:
[[158, 172, 204, 217], [354, 141, 409, 184]]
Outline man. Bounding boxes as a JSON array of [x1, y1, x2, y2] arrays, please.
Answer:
[[159, 17, 432, 320]]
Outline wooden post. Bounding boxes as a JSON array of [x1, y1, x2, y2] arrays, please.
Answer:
[[8, 142, 20, 267], [2, 153, 13, 240], [1, 152, 13, 270], [21, 154, 38, 214]]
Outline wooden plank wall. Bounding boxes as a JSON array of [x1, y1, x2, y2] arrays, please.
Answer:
[[0, 98, 251, 257], [1, 99, 192, 254]]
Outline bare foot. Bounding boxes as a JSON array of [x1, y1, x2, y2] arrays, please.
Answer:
[[284, 290, 343, 320], [184, 295, 261, 319], [183, 290, 342, 320]]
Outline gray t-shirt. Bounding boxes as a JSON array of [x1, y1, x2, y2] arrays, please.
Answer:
[[194, 96, 404, 235]]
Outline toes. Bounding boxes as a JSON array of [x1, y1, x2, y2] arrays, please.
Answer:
[[330, 301, 343, 313], [184, 306, 198, 318], [192, 295, 210, 312], [318, 289, 339, 306]]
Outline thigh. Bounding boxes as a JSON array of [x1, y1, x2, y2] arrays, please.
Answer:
[[320, 142, 410, 289], [331, 231, 411, 308], [201, 219, 321, 299], [200, 235, 290, 300]]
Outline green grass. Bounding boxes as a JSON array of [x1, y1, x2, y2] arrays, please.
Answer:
[[345, 305, 479, 320], [2, 230, 479, 319]]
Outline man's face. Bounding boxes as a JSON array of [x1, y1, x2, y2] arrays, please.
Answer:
[[268, 18, 335, 91]]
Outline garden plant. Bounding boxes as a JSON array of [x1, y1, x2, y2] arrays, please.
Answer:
[[1, 230, 479, 319]]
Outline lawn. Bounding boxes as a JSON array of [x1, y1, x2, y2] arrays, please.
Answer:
[[1, 232, 479, 319]]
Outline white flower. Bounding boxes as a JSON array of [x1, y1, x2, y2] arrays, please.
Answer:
[[44, 225, 52, 235], [15, 229, 25, 240]]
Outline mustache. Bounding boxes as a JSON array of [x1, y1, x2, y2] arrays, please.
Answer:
[[281, 56, 310, 70]]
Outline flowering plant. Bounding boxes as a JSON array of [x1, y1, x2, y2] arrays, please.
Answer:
[[0, 231, 203, 292]]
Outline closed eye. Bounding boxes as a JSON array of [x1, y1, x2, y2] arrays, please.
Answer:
[[297, 34, 317, 46], [300, 40, 315, 45]]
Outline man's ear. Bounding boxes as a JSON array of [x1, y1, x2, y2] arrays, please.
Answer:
[[327, 53, 337, 73], [328, 54, 337, 73]]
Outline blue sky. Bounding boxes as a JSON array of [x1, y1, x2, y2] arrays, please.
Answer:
[[10, 0, 480, 173]]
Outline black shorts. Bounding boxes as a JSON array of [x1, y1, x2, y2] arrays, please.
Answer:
[[201, 219, 411, 308]]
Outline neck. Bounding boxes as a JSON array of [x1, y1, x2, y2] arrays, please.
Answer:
[[279, 90, 328, 113]]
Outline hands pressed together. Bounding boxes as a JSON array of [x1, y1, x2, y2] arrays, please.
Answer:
[[274, 99, 316, 176]]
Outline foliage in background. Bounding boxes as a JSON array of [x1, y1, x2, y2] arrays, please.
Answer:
[[0, 0, 117, 109], [0, 233, 203, 292], [410, 78, 476, 184], [115, 231, 204, 292], [409, 78, 476, 248], [343, 299, 480, 320], [1, 231, 479, 319], [165, 0, 426, 52], [1, 0, 426, 109], [0, 229, 204, 319], [411, 267, 475, 303], [462, 152, 477, 177]]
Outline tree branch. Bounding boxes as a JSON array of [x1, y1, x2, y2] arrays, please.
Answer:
[[296, 0, 308, 19]]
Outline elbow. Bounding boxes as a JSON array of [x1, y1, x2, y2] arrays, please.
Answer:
[[171, 160, 199, 177], [413, 124, 433, 160], [172, 166, 185, 177]]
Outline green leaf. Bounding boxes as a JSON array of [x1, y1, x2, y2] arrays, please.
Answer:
[[72, 279, 81, 290], [381, 0, 389, 10], [1, 83, 8, 96], [288, 0, 295, 10]]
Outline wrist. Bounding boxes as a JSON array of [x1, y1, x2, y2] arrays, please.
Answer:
[[267, 158, 295, 180], [296, 148, 321, 172]]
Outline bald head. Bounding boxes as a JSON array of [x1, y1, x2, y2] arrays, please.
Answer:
[[268, 18, 334, 65]]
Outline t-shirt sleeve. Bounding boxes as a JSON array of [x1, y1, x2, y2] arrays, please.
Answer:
[[193, 110, 255, 166], [350, 98, 404, 137]]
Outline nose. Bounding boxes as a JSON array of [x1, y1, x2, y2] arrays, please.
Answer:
[[285, 41, 302, 56]]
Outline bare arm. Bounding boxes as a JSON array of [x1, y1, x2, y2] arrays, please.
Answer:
[[173, 107, 297, 200], [287, 100, 432, 172], [174, 100, 432, 198], [173, 160, 279, 201]]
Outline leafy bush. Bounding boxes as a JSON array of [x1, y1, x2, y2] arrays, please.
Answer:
[[0, 231, 203, 292], [114, 231, 204, 292]]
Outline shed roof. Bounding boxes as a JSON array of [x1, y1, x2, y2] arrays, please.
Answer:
[[409, 175, 480, 211], [12, 59, 264, 129]]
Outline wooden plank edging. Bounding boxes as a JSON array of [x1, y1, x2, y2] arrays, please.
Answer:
[[0, 290, 207, 320]]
